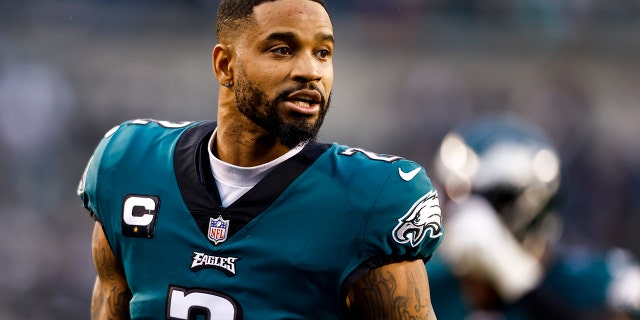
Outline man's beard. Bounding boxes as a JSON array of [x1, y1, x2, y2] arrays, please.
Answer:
[[234, 74, 331, 149]]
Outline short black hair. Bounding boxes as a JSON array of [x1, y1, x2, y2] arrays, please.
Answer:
[[216, 0, 327, 42]]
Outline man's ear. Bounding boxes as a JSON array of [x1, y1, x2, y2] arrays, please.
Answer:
[[212, 44, 234, 85]]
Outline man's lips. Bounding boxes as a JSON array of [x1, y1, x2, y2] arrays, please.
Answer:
[[284, 89, 322, 115]]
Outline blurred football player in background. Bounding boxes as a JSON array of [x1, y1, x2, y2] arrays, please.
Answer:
[[427, 114, 640, 319]]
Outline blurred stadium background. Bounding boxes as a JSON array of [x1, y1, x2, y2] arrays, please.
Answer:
[[0, 0, 638, 318]]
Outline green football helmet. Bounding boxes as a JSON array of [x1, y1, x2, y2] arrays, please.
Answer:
[[434, 114, 562, 242]]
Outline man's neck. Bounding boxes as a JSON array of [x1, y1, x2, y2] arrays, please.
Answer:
[[215, 115, 291, 167]]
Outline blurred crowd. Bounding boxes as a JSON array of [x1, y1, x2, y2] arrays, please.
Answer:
[[0, 0, 639, 318]]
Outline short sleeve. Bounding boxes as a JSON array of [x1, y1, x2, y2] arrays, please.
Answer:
[[77, 123, 123, 223], [362, 160, 444, 263]]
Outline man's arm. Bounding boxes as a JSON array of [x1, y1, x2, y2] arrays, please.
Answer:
[[91, 221, 131, 319], [346, 259, 437, 320]]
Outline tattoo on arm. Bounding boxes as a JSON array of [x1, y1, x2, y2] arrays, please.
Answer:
[[91, 223, 131, 319], [347, 260, 436, 320], [91, 280, 104, 320], [105, 284, 132, 317]]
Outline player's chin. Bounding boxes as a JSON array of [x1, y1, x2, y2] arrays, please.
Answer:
[[281, 111, 317, 127], [278, 104, 326, 134]]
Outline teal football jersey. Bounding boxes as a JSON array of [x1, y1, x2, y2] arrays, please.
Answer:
[[79, 119, 443, 319]]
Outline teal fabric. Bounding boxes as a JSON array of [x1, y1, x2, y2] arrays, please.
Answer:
[[80, 119, 443, 319]]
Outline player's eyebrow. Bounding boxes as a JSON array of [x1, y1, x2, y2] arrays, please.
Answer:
[[317, 33, 334, 45], [264, 31, 297, 44], [261, 31, 334, 47]]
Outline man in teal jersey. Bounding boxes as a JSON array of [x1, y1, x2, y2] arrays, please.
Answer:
[[78, 0, 444, 319]]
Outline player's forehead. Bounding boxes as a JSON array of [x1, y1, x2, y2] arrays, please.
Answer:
[[251, 0, 333, 41]]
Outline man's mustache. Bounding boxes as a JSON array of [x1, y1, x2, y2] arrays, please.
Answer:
[[276, 83, 327, 108]]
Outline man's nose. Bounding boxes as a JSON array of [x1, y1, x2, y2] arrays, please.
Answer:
[[290, 53, 322, 83]]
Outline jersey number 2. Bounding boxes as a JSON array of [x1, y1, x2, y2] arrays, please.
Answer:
[[167, 286, 239, 320]]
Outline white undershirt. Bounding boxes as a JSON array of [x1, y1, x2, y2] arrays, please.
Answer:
[[208, 129, 305, 207]]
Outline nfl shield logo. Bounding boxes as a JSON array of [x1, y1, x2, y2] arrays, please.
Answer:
[[208, 216, 229, 245]]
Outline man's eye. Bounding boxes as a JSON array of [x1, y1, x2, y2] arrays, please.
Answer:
[[315, 49, 331, 59], [272, 47, 292, 56]]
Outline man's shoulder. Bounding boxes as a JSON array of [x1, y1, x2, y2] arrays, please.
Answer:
[[107, 119, 207, 140], [99, 119, 208, 152], [321, 143, 425, 177], [312, 143, 442, 264], [86, 119, 212, 176], [311, 142, 434, 201], [79, 119, 214, 216], [329, 143, 410, 166]]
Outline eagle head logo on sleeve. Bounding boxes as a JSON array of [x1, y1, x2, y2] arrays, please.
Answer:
[[393, 190, 443, 247]]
